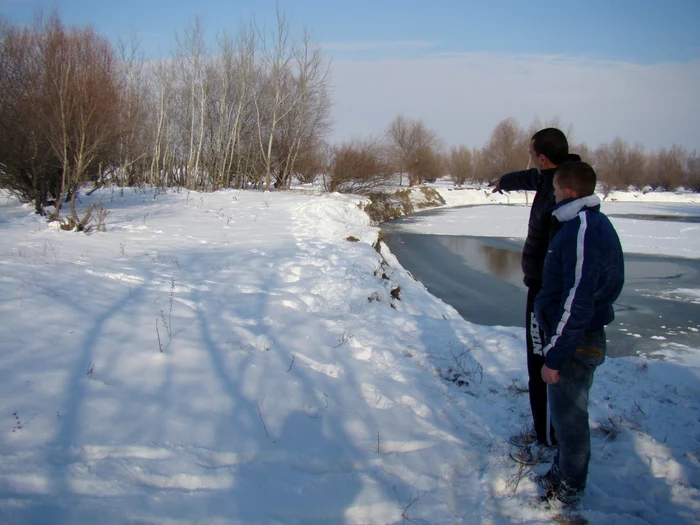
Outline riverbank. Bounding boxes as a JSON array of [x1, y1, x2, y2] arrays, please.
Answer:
[[361, 180, 700, 225]]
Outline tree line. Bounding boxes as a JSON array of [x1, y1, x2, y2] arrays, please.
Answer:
[[0, 11, 330, 227], [1, 13, 698, 229], [328, 116, 700, 195]]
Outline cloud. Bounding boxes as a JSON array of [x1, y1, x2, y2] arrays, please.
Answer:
[[328, 52, 700, 151], [321, 40, 438, 53]]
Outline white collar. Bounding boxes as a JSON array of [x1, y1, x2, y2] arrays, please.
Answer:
[[553, 195, 601, 222]]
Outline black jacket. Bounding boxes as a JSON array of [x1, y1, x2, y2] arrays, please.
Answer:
[[498, 167, 558, 287]]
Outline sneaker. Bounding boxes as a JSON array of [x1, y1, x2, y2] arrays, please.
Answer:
[[509, 430, 536, 448], [553, 482, 582, 507], [534, 468, 559, 495], [510, 442, 556, 465], [535, 471, 582, 507]]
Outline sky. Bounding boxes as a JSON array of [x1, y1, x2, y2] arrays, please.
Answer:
[[2, 0, 700, 150], [0, 184, 699, 523]]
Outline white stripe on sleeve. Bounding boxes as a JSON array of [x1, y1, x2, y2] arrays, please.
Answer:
[[543, 211, 588, 357]]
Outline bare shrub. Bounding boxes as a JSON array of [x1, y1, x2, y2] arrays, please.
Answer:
[[0, 20, 53, 214], [446, 145, 474, 186], [506, 459, 530, 494], [594, 137, 646, 191], [684, 150, 700, 191], [44, 20, 123, 226], [646, 145, 686, 191], [413, 145, 443, 183], [291, 140, 327, 185], [471, 148, 490, 183], [324, 139, 393, 194], [0, 13, 124, 229]]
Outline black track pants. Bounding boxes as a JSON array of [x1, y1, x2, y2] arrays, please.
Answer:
[[526, 283, 557, 446]]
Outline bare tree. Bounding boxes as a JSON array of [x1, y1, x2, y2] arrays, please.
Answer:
[[209, 27, 255, 190], [176, 17, 209, 190], [525, 116, 574, 145], [386, 114, 442, 186], [114, 33, 150, 187], [275, 28, 331, 189], [254, 7, 296, 190], [569, 141, 592, 163], [148, 56, 175, 187], [481, 117, 528, 179]]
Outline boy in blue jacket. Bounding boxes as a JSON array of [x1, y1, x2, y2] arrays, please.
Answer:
[[534, 161, 624, 506]]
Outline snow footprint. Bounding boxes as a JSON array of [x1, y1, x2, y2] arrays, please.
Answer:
[[397, 395, 431, 418], [298, 294, 318, 310], [295, 353, 342, 378], [350, 340, 373, 361], [281, 265, 302, 283], [280, 299, 302, 311], [360, 384, 394, 410]]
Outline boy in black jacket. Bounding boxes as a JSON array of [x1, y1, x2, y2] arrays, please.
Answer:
[[534, 161, 624, 506], [492, 128, 571, 463]]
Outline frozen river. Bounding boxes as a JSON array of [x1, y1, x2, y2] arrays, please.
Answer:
[[383, 203, 700, 358]]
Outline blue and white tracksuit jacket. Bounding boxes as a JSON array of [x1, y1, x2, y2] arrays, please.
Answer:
[[534, 195, 625, 371]]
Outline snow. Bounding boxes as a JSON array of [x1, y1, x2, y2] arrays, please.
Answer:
[[0, 185, 698, 524], [401, 185, 700, 260]]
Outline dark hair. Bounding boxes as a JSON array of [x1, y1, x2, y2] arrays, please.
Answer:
[[531, 128, 569, 165], [567, 153, 581, 162], [554, 161, 597, 197]]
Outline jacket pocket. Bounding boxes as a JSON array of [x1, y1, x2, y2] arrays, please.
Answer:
[[575, 347, 603, 356]]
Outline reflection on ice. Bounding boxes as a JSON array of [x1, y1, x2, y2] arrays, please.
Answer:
[[384, 226, 700, 358]]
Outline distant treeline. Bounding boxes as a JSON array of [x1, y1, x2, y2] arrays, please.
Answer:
[[0, 13, 697, 229]]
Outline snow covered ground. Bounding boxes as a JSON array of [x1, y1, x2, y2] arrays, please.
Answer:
[[0, 185, 698, 524]]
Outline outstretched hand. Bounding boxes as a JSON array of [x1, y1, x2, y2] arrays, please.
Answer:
[[489, 178, 503, 194]]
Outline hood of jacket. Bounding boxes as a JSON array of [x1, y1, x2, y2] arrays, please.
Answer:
[[552, 195, 601, 222]]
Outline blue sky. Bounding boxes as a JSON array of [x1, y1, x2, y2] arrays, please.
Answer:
[[2, 0, 699, 150]]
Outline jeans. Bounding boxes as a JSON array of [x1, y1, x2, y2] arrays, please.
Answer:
[[548, 328, 606, 491]]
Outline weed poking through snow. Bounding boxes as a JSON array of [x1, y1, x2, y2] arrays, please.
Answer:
[[596, 416, 622, 441], [393, 486, 430, 525], [507, 379, 529, 395], [156, 319, 163, 353], [441, 342, 484, 388], [334, 329, 354, 348], [168, 277, 175, 337]]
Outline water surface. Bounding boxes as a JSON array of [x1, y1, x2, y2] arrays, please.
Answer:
[[384, 221, 700, 358]]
